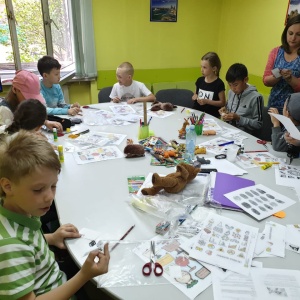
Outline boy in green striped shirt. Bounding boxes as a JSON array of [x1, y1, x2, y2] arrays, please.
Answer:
[[0, 131, 110, 300]]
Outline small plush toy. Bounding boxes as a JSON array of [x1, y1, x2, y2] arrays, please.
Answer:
[[151, 101, 177, 111], [141, 163, 200, 196], [124, 139, 145, 158]]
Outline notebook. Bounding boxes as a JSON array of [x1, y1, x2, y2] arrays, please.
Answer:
[[212, 172, 255, 211]]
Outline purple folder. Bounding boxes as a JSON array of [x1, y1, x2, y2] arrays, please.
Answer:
[[212, 172, 255, 211]]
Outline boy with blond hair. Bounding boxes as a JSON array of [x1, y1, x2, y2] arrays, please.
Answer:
[[110, 62, 156, 103], [0, 131, 109, 299]]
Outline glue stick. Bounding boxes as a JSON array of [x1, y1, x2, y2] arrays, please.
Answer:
[[53, 128, 58, 142], [261, 162, 272, 170], [58, 145, 64, 162]]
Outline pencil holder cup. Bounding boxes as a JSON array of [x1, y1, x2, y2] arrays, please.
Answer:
[[195, 124, 203, 135], [138, 125, 149, 139]]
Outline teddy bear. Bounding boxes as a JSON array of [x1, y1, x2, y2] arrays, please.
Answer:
[[150, 101, 177, 111], [141, 162, 200, 196]]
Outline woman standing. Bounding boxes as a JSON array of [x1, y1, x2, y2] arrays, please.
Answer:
[[263, 15, 300, 114]]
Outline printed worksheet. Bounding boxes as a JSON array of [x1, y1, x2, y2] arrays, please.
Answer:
[[224, 184, 296, 221], [198, 137, 233, 155], [255, 221, 286, 258], [213, 268, 300, 300], [72, 132, 127, 148], [73, 145, 124, 164], [286, 224, 300, 254], [275, 164, 300, 188], [133, 238, 212, 300], [202, 118, 223, 133], [189, 212, 259, 275], [147, 110, 174, 118], [236, 152, 285, 169], [109, 104, 136, 114]]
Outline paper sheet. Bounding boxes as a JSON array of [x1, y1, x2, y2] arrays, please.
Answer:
[[275, 164, 300, 188], [224, 184, 296, 221], [109, 104, 136, 114], [201, 157, 247, 176], [73, 145, 124, 164], [269, 113, 300, 140], [189, 212, 259, 275], [147, 110, 174, 118], [285, 224, 300, 254], [212, 268, 300, 300]]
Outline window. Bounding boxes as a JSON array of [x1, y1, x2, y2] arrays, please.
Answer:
[[0, 0, 74, 77]]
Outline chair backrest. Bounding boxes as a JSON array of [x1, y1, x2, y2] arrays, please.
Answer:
[[254, 106, 272, 141], [98, 86, 113, 103], [155, 89, 194, 108]]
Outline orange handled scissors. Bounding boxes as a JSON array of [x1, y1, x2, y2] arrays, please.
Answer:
[[142, 241, 163, 276]]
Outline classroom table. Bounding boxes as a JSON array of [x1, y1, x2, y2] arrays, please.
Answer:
[[54, 102, 300, 300]]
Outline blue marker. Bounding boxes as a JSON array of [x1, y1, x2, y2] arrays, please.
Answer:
[[218, 141, 234, 146]]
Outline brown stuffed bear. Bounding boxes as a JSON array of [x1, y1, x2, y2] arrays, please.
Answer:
[[151, 101, 177, 111], [141, 163, 200, 196]]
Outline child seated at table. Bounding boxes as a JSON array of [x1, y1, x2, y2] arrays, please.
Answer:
[[38, 55, 81, 116], [0, 131, 110, 299], [5, 98, 47, 135], [219, 63, 264, 135], [269, 92, 300, 153], [110, 61, 156, 104]]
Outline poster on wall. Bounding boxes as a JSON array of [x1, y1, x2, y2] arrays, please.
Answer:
[[286, 0, 300, 24], [150, 0, 178, 22]]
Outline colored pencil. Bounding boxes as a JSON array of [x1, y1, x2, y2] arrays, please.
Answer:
[[244, 150, 269, 153], [111, 225, 135, 251]]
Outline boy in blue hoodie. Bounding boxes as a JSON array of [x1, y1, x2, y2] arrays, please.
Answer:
[[219, 63, 264, 135]]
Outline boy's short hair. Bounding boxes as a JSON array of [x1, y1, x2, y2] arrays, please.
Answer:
[[118, 62, 134, 76], [0, 131, 61, 197], [286, 93, 300, 122], [6, 99, 47, 134], [225, 63, 248, 83], [37, 55, 61, 76]]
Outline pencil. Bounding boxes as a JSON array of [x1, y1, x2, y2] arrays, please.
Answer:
[[110, 225, 135, 251], [244, 150, 269, 153], [257, 162, 279, 164], [181, 107, 185, 113]]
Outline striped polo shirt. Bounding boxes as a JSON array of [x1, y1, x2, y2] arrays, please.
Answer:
[[0, 203, 66, 299]]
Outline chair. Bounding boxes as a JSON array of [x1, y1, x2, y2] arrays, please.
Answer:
[[155, 89, 194, 108], [254, 106, 272, 141], [98, 86, 113, 103]]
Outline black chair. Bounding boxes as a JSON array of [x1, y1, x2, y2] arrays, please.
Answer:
[[254, 106, 273, 141], [98, 86, 113, 103], [155, 89, 194, 108]]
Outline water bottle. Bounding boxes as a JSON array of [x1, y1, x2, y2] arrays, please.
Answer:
[[185, 125, 196, 162]]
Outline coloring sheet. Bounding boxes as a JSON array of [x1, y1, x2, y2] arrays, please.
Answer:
[[221, 128, 248, 144], [275, 164, 300, 188], [236, 152, 285, 169], [189, 212, 259, 275], [71, 131, 127, 148], [202, 118, 223, 133], [198, 137, 234, 155], [285, 224, 300, 254], [109, 104, 136, 114], [224, 184, 296, 221], [133, 238, 212, 300], [147, 110, 174, 118], [213, 268, 300, 300], [73, 145, 124, 164]]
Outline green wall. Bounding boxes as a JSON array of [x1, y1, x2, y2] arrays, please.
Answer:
[[69, 0, 289, 104]]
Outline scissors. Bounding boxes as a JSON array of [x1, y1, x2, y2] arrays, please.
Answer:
[[142, 241, 163, 276], [257, 139, 268, 149]]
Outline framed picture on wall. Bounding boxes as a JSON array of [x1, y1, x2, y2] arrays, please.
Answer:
[[286, 0, 300, 24], [150, 0, 178, 22]]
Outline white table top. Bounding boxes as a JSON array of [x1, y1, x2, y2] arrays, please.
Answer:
[[54, 102, 300, 300]]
